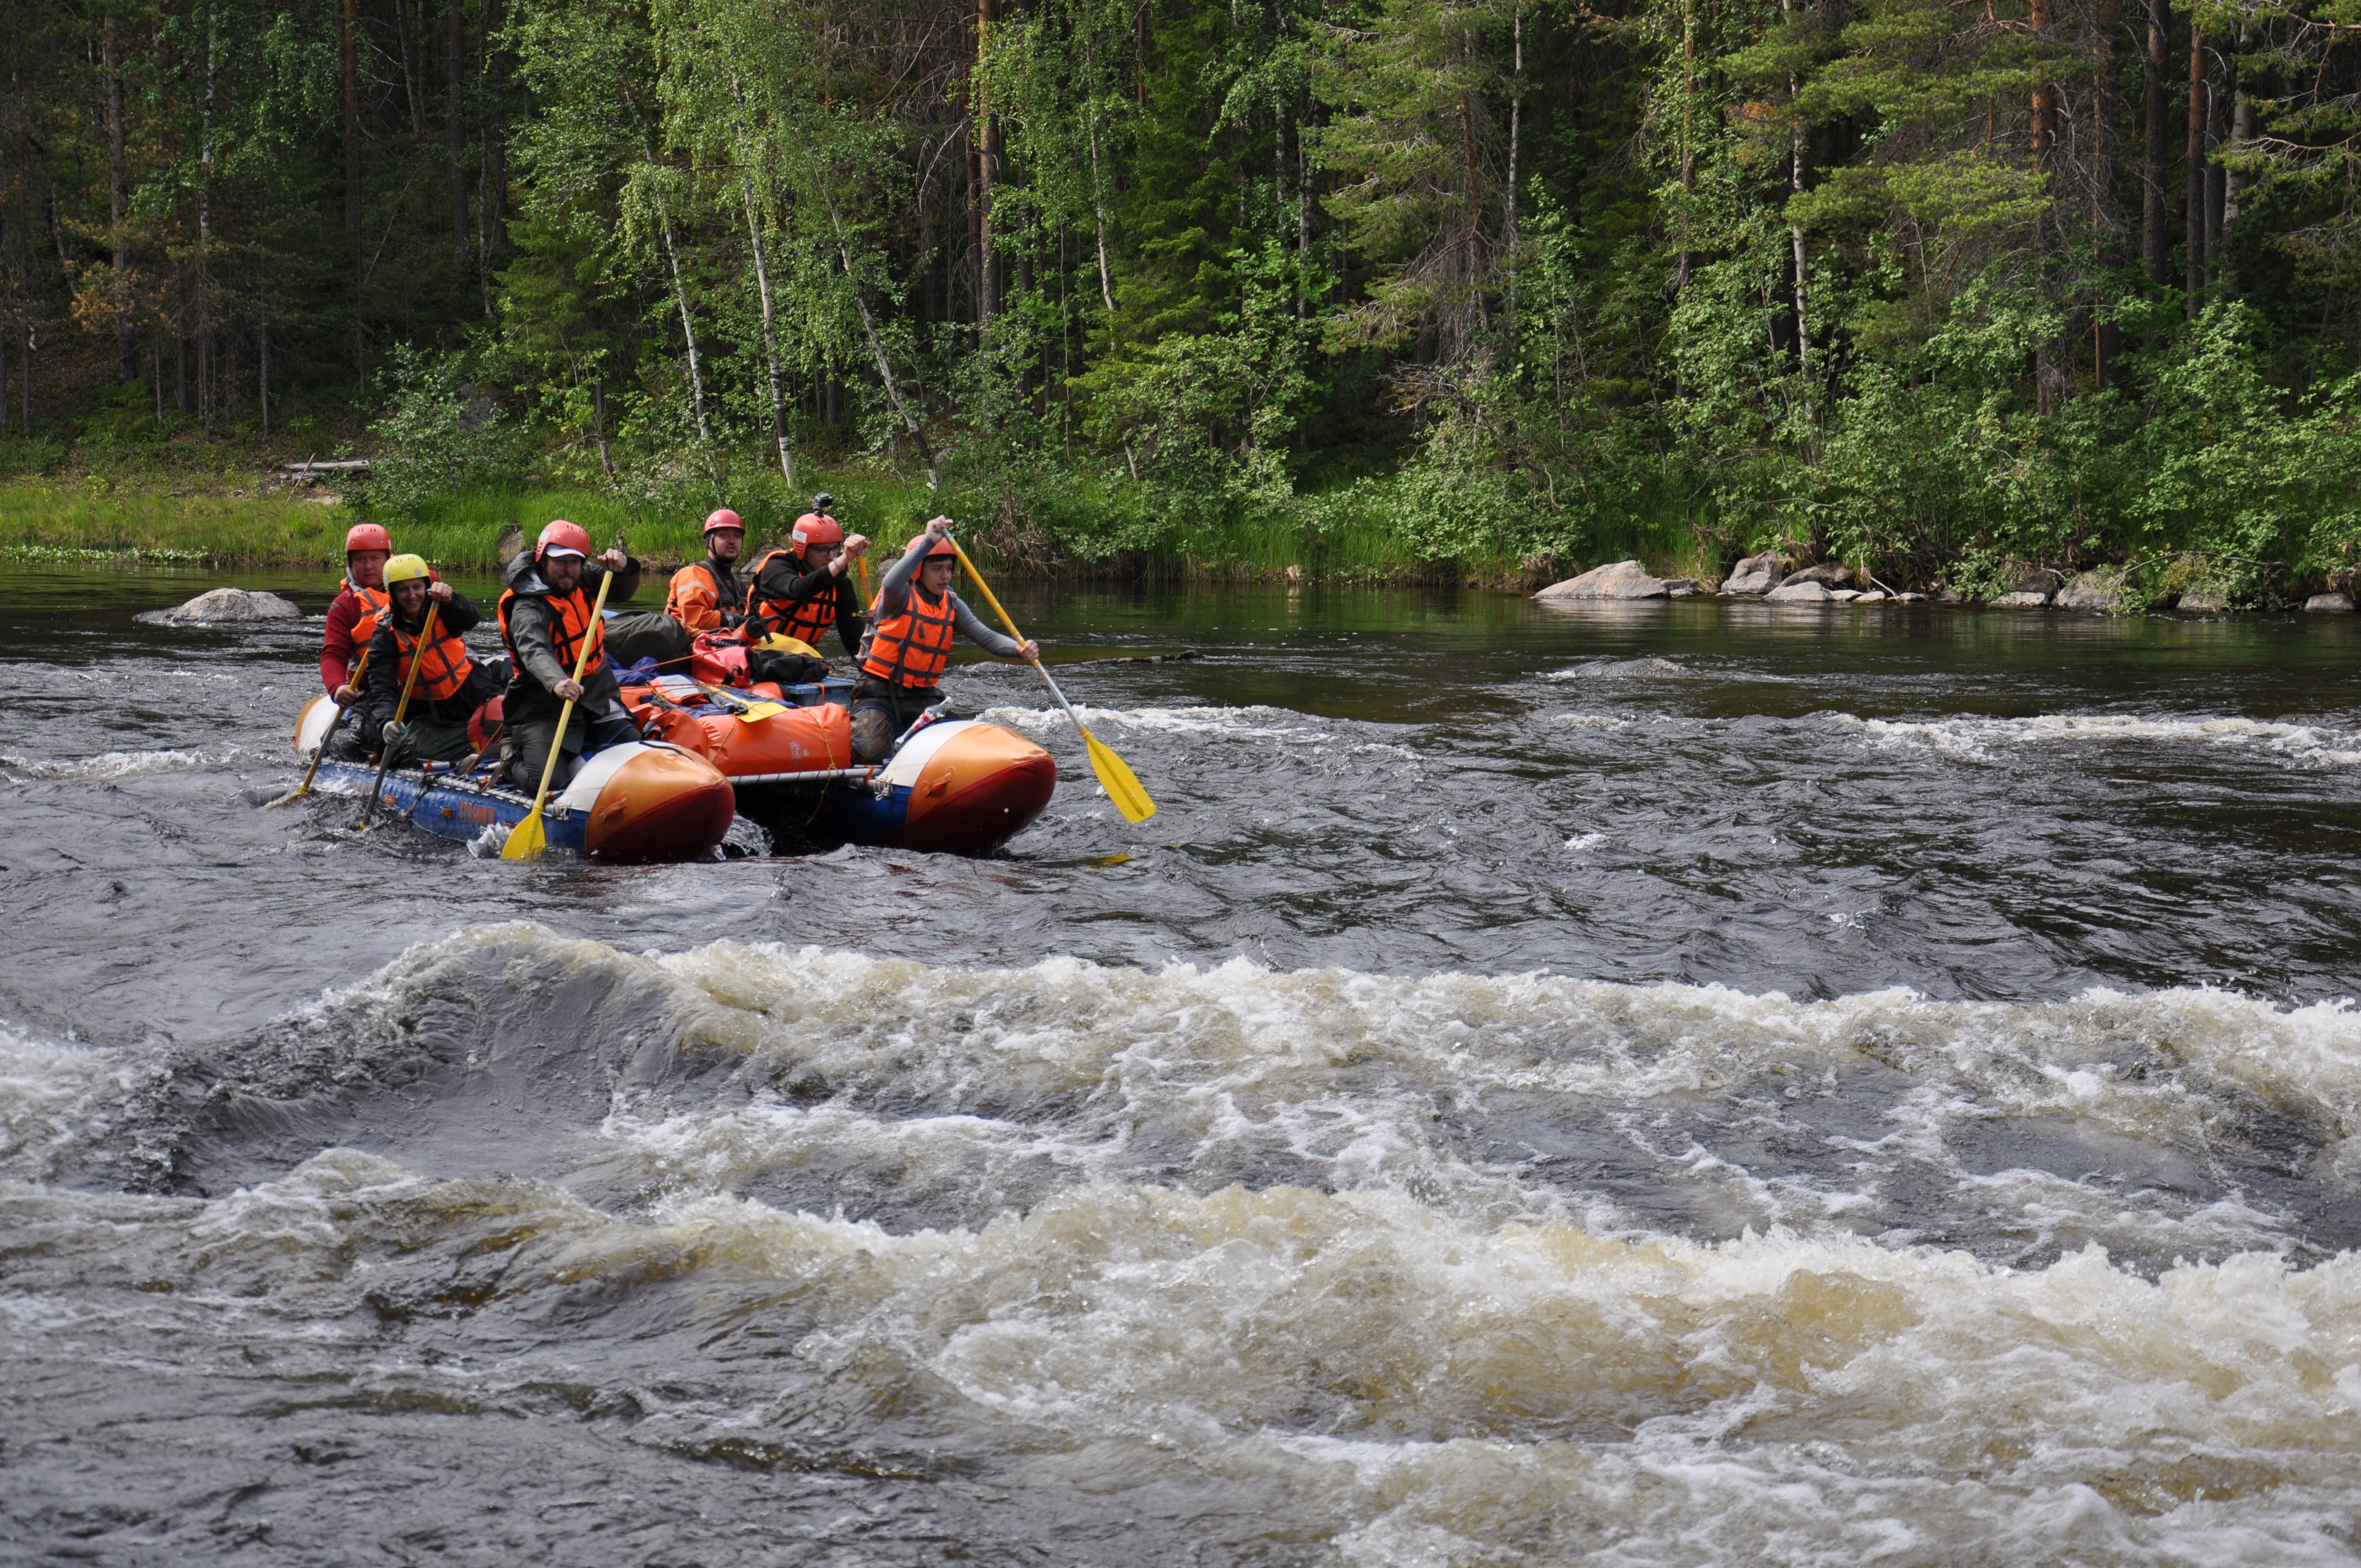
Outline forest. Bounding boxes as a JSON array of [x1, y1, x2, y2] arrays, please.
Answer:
[[3, 0, 2358, 595]]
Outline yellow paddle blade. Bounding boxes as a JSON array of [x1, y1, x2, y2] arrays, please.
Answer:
[[500, 808, 548, 861], [1080, 726, 1155, 824], [734, 702, 789, 722]]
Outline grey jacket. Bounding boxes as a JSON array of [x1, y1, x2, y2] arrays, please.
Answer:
[[499, 549, 641, 722]]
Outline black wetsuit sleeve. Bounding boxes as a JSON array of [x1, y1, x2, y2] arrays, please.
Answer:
[[360, 623, 403, 729], [430, 592, 482, 636], [834, 574, 866, 656], [581, 556, 643, 605]]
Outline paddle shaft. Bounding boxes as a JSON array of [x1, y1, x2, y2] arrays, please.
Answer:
[[945, 540, 1076, 714], [291, 647, 372, 798], [513, 569, 617, 840], [949, 535, 1156, 824], [361, 602, 443, 823]]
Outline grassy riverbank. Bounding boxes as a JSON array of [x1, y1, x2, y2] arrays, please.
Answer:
[[0, 460, 1656, 584]]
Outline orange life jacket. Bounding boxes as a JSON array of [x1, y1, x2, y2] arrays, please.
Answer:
[[342, 579, 392, 644], [861, 579, 956, 689], [497, 583, 606, 682], [746, 548, 837, 648], [664, 560, 738, 632], [388, 614, 474, 703]]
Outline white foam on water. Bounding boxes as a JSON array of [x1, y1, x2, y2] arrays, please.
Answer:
[[24, 924, 2361, 1563], [58, 1143, 2360, 1565], [980, 703, 1332, 742], [0, 746, 243, 781], [1833, 712, 2361, 769], [0, 1026, 159, 1181]]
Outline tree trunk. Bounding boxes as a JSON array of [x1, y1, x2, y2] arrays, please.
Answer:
[[1089, 107, 1116, 313], [2029, 0, 2054, 170], [654, 185, 710, 447], [2222, 40, 2252, 293], [344, 0, 365, 382], [828, 193, 939, 489], [739, 178, 795, 486], [976, 0, 999, 331], [447, 0, 467, 268], [2142, 0, 2169, 286], [2185, 25, 2205, 314], [396, 0, 425, 134], [2204, 58, 2229, 272], [2094, 0, 2123, 380], [104, 17, 130, 381], [199, 1, 217, 438], [1506, 5, 1522, 328], [1675, 0, 1696, 295], [1782, 0, 1809, 377]]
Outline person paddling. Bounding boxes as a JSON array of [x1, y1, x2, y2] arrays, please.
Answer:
[[360, 554, 504, 768], [746, 494, 870, 657], [322, 522, 400, 704], [497, 520, 641, 790], [848, 517, 1036, 763], [664, 508, 752, 634]]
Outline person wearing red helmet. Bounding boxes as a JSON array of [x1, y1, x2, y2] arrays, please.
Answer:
[[848, 516, 1036, 763], [745, 493, 869, 655], [496, 519, 645, 789], [320, 521, 448, 704], [664, 507, 752, 634]]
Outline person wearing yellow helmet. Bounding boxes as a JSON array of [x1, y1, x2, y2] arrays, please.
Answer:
[[357, 553, 505, 767]]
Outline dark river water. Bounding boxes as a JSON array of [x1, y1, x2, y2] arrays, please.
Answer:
[[5, 563, 2360, 1565]]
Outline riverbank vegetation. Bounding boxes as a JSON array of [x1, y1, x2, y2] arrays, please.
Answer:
[[3, 0, 2357, 599]]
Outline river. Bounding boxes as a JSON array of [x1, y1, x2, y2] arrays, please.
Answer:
[[4, 562, 2358, 1564]]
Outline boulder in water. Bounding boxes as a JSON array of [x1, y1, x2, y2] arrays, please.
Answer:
[[1662, 576, 1700, 597], [1722, 550, 1784, 595], [1993, 590, 2053, 608], [2304, 591, 2354, 614], [1552, 656, 1691, 680], [164, 587, 303, 624], [1767, 579, 1834, 602], [1534, 559, 1668, 600], [1854, 590, 1888, 604]]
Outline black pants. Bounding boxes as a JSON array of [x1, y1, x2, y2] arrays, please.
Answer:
[[848, 676, 948, 763], [504, 705, 640, 792], [603, 611, 693, 671]]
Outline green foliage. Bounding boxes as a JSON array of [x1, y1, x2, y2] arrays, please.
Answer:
[[356, 348, 520, 520], [10, 0, 2361, 592]]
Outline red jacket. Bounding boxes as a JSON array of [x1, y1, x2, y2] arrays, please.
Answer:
[[320, 587, 373, 692]]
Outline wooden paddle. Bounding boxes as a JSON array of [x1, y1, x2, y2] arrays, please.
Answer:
[[266, 646, 372, 808], [948, 539, 1155, 824], [502, 568, 616, 861], [358, 602, 442, 830]]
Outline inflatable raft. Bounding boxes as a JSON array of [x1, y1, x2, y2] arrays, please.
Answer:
[[619, 673, 1057, 855], [290, 695, 737, 862]]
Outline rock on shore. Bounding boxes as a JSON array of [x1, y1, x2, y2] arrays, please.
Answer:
[[1722, 550, 1783, 596], [2304, 592, 2355, 614], [1534, 560, 1667, 600], [1767, 579, 1834, 602], [162, 587, 303, 624], [2056, 570, 2126, 613]]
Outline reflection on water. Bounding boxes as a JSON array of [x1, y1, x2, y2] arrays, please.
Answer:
[[3, 566, 2359, 1564]]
